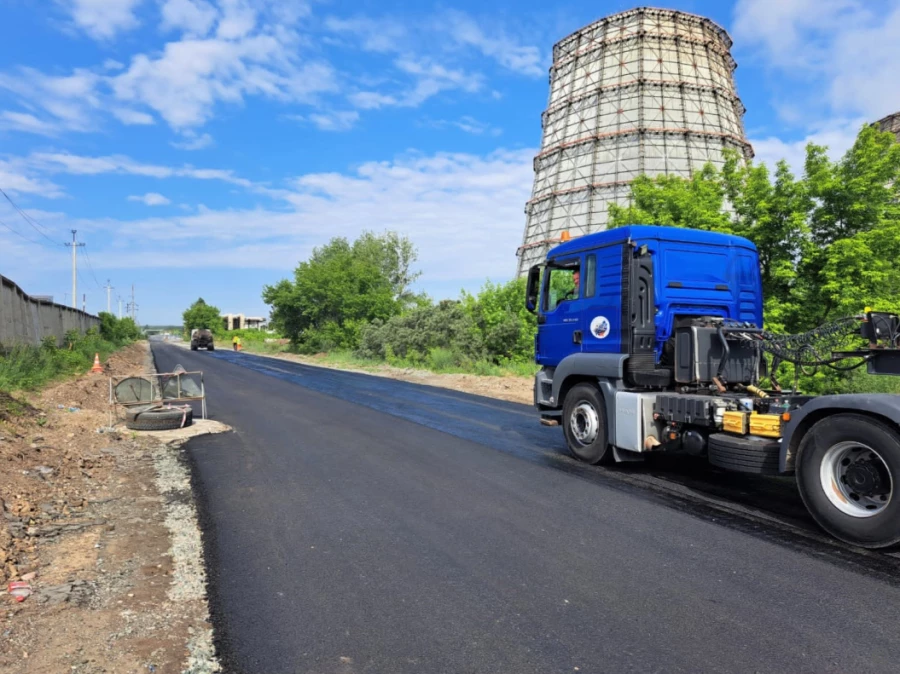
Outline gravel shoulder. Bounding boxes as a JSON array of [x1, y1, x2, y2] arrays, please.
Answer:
[[0, 341, 227, 673]]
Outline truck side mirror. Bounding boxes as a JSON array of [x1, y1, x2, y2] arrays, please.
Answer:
[[526, 265, 541, 313]]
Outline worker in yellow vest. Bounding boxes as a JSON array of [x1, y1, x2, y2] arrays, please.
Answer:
[[232, 335, 241, 351]]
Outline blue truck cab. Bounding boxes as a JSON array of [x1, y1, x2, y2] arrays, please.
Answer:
[[523, 225, 900, 550], [529, 225, 762, 369]]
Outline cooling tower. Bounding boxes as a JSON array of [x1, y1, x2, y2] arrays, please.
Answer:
[[517, 7, 753, 274], [877, 112, 900, 142]]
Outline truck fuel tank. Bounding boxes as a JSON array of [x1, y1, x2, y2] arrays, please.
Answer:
[[614, 392, 662, 453]]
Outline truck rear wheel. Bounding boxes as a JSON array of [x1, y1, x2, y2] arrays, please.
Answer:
[[562, 383, 612, 465], [797, 414, 900, 548]]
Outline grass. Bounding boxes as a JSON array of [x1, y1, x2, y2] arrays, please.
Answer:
[[0, 330, 127, 392]]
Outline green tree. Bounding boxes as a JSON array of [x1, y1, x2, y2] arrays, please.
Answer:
[[98, 312, 143, 343], [609, 164, 735, 234], [798, 125, 900, 326], [263, 232, 421, 351], [182, 298, 223, 334], [608, 124, 900, 393], [460, 278, 536, 362]]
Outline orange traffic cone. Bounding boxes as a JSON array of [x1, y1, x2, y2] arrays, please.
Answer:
[[90, 353, 103, 374]]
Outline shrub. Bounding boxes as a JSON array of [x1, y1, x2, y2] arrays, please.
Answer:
[[460, 278, 536, 363], [427, 347, 458, 371], [358, 300, 483, 363]]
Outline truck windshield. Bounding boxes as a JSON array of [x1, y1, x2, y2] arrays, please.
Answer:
[[544, 264, 579, 311]]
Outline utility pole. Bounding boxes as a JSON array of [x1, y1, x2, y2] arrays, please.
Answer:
[[65, 230, 85, 309], [104, 280, 114, 313], [82, 293, 86, 312], [117, 296, 123, 319], [126, 284, 138, 322]]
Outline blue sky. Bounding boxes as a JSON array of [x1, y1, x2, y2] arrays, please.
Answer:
[[0, 0, 898, 324]]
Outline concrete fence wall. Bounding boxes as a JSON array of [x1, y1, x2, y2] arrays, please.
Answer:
[[0, 275, 100, 347]]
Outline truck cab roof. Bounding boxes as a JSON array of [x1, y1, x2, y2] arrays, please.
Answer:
[[547, 225, 758, 262]]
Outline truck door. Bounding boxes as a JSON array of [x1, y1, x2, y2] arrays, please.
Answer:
[[537, 257, 583, 367], [580, 245, 627, 356]]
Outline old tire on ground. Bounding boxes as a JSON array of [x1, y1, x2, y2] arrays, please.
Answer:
[[708, 433, 780, 475], [562, 383, 612, 465], [125, 407, 193, 431], [124, 404, 158, 423], [796, 414, 900, 549]]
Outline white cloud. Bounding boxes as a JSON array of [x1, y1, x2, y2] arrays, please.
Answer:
[[350, 58, 484, 110], [128, 192, 171, 206], [349, 91, 400, 110], [304, 111, 360, 131], [36, 149, 535, 282], [733, 0, 864, 68], [323, 10, 543, 77], [161, 0, 218, 36], [733, 0, 900, 120], [61, 0, 144, 40], [0, 159, 64, 198], [0, 68, 101, 133], [111, 36, 338, 128], [443, 11, 544, 77], [0, 3, 335, 135], [323, 16, 407, 53], [111, 108, 155, 125], [32, 152, 171, 177], [25, 150, 290, 201], [428, 115, 502, 136], [216, 0, 257, 39], [171, 131, 215, 150], [749, 118, 866, 174], [0, 111, 60, 136]]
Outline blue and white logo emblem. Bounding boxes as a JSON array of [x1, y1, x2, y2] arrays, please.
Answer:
[[590, 316, 610, 339]]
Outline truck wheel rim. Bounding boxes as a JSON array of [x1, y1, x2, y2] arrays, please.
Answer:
[[570, 402, 599, 446], [819, 441, 892, 518]]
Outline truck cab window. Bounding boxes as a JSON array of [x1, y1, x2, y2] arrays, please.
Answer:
[[544, 264, 580, 311], [584, 255, 596, 298]]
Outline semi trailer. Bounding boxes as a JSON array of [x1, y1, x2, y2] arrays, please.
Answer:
[[525, 225, 900, 548]]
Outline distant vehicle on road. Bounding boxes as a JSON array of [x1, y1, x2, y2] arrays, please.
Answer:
[[190, 328, 215, 351]]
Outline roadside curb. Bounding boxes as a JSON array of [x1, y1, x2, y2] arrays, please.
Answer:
[[144, 345, 226, 674]]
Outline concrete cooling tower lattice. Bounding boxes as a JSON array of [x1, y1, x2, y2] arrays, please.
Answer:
[[517, 7, 754, 275], [877, 112, 900, 143]]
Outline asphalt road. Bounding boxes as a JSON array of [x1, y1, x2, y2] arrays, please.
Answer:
[[151, 342, 900, 674]]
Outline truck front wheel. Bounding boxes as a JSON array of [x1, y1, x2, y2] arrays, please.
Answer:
[[797, 414, 900, 548], [562, 383, 612, 465]]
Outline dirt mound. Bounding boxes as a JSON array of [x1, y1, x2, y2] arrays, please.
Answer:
[[0, 341, 218, 673], [0, 391, 38, 424]]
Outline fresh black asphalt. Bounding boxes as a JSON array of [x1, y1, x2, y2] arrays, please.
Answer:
[[151, 342, 900, 674]]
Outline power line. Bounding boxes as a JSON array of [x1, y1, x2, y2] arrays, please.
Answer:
[[0, 216, 43, 246], [80, 246, 103, 290], [0, 187, 60, 246]]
